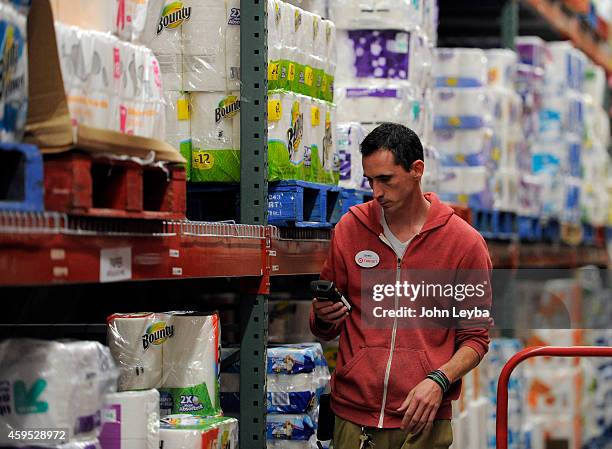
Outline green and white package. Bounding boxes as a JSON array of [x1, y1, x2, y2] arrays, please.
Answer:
[[190, 92, 240, 182], [160, 415, 238, 449], [268, 91, 308, 182]]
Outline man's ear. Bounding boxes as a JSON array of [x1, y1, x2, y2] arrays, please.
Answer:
[[411, 160, 425, 179]]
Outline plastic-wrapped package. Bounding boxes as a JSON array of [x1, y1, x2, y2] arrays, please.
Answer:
[[336, 83, 415, 125], [491, 168, 519, 212], [433, 128, 493, 167], [190, 91, 241, 182], [422, 0, 438, 46], [518, 173, 543, 217], [329, 0, 423, 32], [268, 0, 284, 92], [284, 0, 327, 17], [11, 441, 101, 449], [0, 2, 28, 143], [113, 0, 164, 43], [337, 122, 368, 190], [99, 389, 160, 449], [516, 36, 549, 69], [107, 311, 221, 418], [266, 414, 316, 441], [305, 98, 337, 184], [438, 166, 489, 208], [584, 61, 606, 108], [486, 49, 517, 89], [546, 41, 586, 91], [159, 415, 238, 449], [322, 20, 337, 103], [163, 91, 192, 177], [0, 339, 118, 445], [422, 145, 441, 194], [434, 48, 487, 88], [433, 87, 492, 130]]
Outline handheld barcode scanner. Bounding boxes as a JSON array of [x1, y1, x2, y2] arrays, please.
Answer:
[[310, 280, 352, 311]]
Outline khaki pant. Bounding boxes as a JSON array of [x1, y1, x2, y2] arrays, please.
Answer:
[[333, 416, 453, 449]]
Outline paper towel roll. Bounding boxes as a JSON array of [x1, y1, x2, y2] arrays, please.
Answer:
[[337, 122, 368, 190], [268, 0, 283, 62], [433, 87, 491, 129], [107, 312, 165, 391], [322, 20, 336, 102], [268, 92, 308, 182], [190, 91, 240, 182], [182, 1, 227, 91], [0, 3, 27, 142], [336, 83, 414, 126], [0, 339, 118, 444], [160, 313, 220, 417], [160, 416, 238, 449], [100, 389, 160, 449], [434, 48, 487, 87], [486, 49, 517, 89], [226, 0, 241, 91]]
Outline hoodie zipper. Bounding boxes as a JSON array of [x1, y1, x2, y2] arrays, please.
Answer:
[[376, 232, 419, 428]]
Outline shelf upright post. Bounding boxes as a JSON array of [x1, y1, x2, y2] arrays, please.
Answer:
[[501, 0, 518, 50], [239, 1, 269, 448]]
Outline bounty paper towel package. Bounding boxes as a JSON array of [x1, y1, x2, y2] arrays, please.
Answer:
[[268, 91, 308, 182], [164, 90, 192, 177], [107, 312, 167, 391], [0, 2, 28, 143], [305, 97, 325, 183], [0, 339, 118, 444], [226, 0, 241, 91], [160, 415, 238, 449], [99, 389, 160, 449], [159, 313, 221, 417], [190, 91, 241, 182]]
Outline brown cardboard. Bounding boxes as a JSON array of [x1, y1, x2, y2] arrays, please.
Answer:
[[25, 0, 185, 164]]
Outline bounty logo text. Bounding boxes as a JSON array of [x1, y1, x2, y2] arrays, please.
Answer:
[[142, 322, 174, 350], [157, 2, 192, 34]]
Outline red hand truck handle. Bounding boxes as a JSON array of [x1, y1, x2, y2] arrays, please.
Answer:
[[496, 345, 612, 449]]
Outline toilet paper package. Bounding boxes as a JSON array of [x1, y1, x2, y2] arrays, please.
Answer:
[[267, 414, 316, 441], [226, 0, 241, 91], [159, 313, 221, 417], [164, 91, 192, 178], [434, 128, 493, 167], [438, 166, 489, 208], [0, 339, 118, 444], [546, 41, 586, 91], [433, 87, 491, 129], [1, 2, 27, 143], [268, 344, 324, 375], [434, 48, 487, 87], [190, 91, 241, 182], [99, 389, 160, 449], [337, 122, 369, 190], [486, 49, 517, 89], [329, 0, 423, 32], [516, 36, 549, 69], [160, 415, 238, 449], [107, 312, 167, 390], [336, 83, 414, 125], [268, 91, 308, 182], [182, 1, 227, 92]]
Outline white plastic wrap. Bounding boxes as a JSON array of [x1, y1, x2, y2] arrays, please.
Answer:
[[545, 41, 586, 91], [433, 87, 492, 130], [337, 122, 368, 190], [99, 389, 160, 449], [0, 2, 28, 143], [107, 312, 221, 417], [584, 61, 606, 108], [433, 128, 493, 167], [113, 0, 164, 43], [422, 145, 441, 194], [0, 339, 118, 444], [159, 415, 238, 449], [434, 48, 487, 88], [336, 83, 416, 125], [329, 0, 423, 31], [485, 49, 517, 89]]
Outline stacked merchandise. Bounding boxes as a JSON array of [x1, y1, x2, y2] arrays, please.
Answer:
[[0, 0, 29, 143], [336, 122, 369, 190], [450, 339, 527, 449], [105, 311, 238, 449], [267, 0, 339, 184], [283, 0, 327, 17], [0, 339, 119, 448], [331, 0, 439, 190], [581, 60, 610, 227], [517, 37, 586, 224], [138, 0, 241, 182], [220, 343, 332, 449], [54, 22, 166, 140], [433, 48, 492, 208]]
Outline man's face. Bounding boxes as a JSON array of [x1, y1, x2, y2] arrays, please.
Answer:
[[362, 148, 422, 213]]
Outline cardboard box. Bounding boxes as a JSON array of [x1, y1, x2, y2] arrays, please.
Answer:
[[49, 0, 113, 33], [25, 0, 185, 164]]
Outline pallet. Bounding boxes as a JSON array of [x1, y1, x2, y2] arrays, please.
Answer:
[[541, 218, 561, 243], [472, 209, 517, 240], [0, 143, 44, 212], [44, 151, 186, 220], [268, 180, 333, 228], [517, 215, 542, 242], [582, 223, 595, 246], [329, 188, 374, 225]]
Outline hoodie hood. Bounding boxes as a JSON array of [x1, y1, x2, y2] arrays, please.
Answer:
[[348, 192, 455, 236]]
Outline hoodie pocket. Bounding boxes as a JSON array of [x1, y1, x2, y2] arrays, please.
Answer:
[[333, 347, 389, 410], [385, 348, 432, 411]]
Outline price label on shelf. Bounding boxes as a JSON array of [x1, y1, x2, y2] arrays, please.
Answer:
[[100, 247, 132, 283], [269, 100, 282, 121]]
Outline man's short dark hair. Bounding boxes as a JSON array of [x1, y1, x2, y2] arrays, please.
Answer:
[[360, 123, 424, 171]]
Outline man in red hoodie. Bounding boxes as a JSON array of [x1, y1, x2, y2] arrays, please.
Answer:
[[310, 123, 492, 449]]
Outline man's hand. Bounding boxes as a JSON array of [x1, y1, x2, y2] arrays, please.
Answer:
[[397, 378, 443, 435], [313, 298, 349, 325]]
